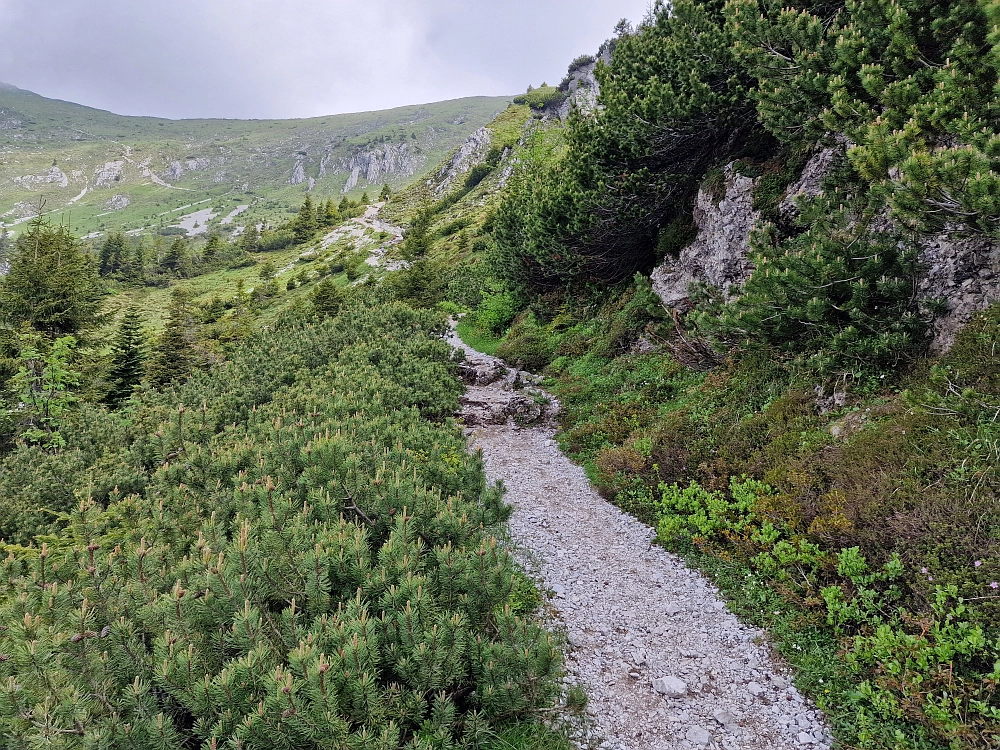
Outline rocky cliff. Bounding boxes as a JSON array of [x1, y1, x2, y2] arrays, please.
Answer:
[[650, 146, 1000, 353], [432, 127, 492, 195]]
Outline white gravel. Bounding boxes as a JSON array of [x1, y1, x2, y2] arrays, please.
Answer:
[[452, 333, 832, 750]]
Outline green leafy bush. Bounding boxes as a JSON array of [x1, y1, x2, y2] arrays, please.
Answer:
[[655, 476, 774, 544], [495, 315, 557, 372], [476, 291, 519, 334]]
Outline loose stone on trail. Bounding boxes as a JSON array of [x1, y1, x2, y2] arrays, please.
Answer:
[[450, 325, 831, 749]]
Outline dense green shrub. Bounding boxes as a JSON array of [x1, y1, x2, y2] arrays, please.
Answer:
[[0, 303, 562, 748], [495, 315, 557, 372], [259, 228, 297, 252], [697, 194, 930, 374], [476, 291, 519, 334], [491, 0, 756, 294], [512, 86, 566, 111], [464, 163, 494, 190], [728, 0, 999, 238]]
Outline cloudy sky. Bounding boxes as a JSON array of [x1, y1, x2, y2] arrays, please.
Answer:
[[0, 0, 651, 120]]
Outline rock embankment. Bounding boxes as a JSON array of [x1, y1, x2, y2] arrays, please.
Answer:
[[450, 331, 832, 750]]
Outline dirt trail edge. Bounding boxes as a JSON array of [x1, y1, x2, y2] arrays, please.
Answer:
[[449, 328, 832, 750]]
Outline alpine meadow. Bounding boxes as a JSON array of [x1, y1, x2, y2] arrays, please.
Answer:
[[2, 1, 1000, 749]]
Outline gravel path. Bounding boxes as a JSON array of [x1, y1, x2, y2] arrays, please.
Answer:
[[450, 331, 832, 750]]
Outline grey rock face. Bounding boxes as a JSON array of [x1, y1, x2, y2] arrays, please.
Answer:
[[339, 144, 423, 193], [434, 127, 492, 195], [12, 165, 70, 189], [778, 144, 844, 223], [94, 160, 125, 188], [557, 62, 600, 120], [105, 194, 130, 211], [289, 158, 307, 186], [919, 231, 1000, 352], [650, 163, 759, 309], [650, 145, 1000, 354]]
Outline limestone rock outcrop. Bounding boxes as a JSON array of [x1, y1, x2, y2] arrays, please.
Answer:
[[651, 163, 759, 310], [433, 128, 492, 195], [650, 146, 1000, 353]]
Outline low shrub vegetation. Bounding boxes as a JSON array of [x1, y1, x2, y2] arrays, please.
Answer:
[[0, 301, 565, 747]]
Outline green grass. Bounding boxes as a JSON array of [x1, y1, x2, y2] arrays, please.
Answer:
[[103, 242, 349, 331], [0, 82, 513, 239], [456, 318, 503, 355]]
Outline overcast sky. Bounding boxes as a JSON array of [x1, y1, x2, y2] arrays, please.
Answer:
[[0, 0, 651, 120]]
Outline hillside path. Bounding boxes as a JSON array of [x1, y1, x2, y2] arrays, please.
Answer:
[[448, 330, 832, 750]]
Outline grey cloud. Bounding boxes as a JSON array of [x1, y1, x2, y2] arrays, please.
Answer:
[[0, 0, 650, 119]]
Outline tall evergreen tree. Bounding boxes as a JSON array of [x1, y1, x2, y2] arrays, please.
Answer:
[[203, 233, 223, 261], [379, 183, 392, 201], [293, 195, 318, 244], [320, 198, 340, 228], [98, 232, 127, 276], [124, 240, 146, 285], [311, 278, 343, 317], [105, 308, 147, 407], [239, 223, 261, 253], [0, 218, 104, 337], [147, 290, 198, 387], [162, 238, 187, 274]]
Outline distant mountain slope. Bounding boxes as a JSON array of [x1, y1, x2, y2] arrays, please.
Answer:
[[0, 82, 511, 238]]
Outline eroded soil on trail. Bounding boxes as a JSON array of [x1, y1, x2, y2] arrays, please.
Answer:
[[450, 331, 831, 750]]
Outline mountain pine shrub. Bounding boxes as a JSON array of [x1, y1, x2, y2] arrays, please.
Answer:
[[696, 193, 929, 373], [0, 302, 562, 748]]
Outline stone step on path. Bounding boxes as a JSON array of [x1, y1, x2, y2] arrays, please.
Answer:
[[449, 329, 832, 750]]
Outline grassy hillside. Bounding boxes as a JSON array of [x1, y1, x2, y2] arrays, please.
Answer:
[[379, 3, 1000, 746], [0, 82, 510, 240]]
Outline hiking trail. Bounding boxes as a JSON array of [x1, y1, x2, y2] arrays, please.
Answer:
[[449, 328, 832, 750]]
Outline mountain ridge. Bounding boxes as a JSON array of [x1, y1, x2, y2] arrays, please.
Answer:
[[0, 83, 512, 239]]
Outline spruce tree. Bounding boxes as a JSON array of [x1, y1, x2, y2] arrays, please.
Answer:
[[203, 233, 223, 261], [294, 195, 318, 244], [98, 232, 127, 276], [162, 238, 187, 274], [0, 218, 104, 337], [320, 198, 340, 228], [147, 289, 198, 387], [379, 183, 391, 201], [125, 240, 146, 285], [239, 223, 261, 253], [105, 308, 146, 407], [311, 278, 342, 317]]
